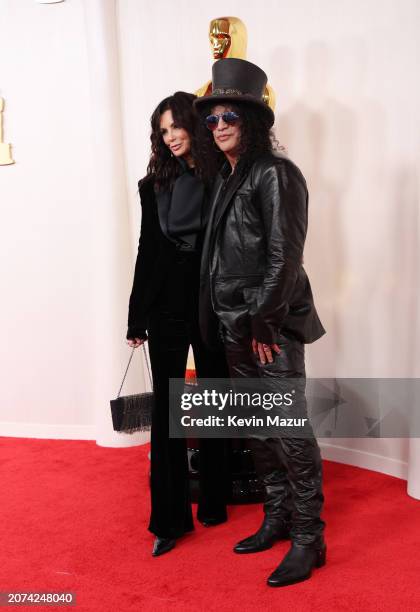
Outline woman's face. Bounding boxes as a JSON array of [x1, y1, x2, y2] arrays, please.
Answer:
[[210, 104, 242, 158], [159, 109, 191, 159]]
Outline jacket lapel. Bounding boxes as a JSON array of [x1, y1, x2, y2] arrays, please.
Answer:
[[200, 173, 224, 281], [213, 165, 249, 231], [200, 163, 251, 282], [155, 189, 177, 244], [199, 162, 250, 346]]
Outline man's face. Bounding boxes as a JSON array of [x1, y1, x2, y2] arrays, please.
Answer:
[[211, 105, 242, 158]]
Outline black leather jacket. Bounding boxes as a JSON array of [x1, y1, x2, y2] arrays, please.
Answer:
[[199, 152, 325, 348]]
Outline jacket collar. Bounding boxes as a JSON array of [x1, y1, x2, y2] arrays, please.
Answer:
[[176, 156, 190, 173]]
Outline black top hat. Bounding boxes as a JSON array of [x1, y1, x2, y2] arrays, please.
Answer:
[[194, 58, 274, 126]]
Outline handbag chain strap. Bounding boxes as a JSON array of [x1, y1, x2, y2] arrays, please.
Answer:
[[142, 344, 153, 389], [117, 344, 153, 399]]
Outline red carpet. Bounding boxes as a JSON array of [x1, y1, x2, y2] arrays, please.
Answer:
[[1, 437, 420, 612]]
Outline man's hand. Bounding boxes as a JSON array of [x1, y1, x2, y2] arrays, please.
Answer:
[[127, 338, 146, 348], [252, 338, 281, 364]]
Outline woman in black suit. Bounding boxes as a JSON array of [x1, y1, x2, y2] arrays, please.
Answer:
[[126, 92, 229, 557]]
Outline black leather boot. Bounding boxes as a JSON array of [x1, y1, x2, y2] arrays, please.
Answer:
[[267, 539, 326, 587], [152, 537, 176, 557], [234, 516, 290, 554]]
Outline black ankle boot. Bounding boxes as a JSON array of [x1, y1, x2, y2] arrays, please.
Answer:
[[234, 517, 290, 554], [267, 539, 326, 587], [152, 537, 176, 557]]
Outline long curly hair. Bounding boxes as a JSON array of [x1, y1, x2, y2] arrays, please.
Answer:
[[194, 101, 281, 179], [145, 91, 198, 192]]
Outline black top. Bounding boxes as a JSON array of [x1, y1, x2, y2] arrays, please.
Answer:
[[156, 164, 206, 252]]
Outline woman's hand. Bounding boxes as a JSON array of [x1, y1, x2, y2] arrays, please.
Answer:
[[252, 338, 281, 364], [127, 338, 146, 348]]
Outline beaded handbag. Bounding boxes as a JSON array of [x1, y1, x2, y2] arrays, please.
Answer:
[[110, 345, 153, 433]]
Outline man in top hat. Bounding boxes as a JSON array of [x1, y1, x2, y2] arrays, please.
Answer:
[[194, 58, 326, 587]]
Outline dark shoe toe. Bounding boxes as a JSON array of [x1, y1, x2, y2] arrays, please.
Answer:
[[267, 541, 326, 587], [234, 520, 290, 554], [267, 567, 310, 587], [233, 536, 259, 554], [152, 537, 176, 557]]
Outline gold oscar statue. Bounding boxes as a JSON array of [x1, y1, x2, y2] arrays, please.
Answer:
[[0, 98, 14, 166], [195, 16, 276, 111]]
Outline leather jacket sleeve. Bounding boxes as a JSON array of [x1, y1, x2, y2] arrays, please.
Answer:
[[126, 180, 152, 340], [249, 161, 308, 344]]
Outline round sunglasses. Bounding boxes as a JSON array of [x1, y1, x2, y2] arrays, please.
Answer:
[[205, 111, 240, 131]]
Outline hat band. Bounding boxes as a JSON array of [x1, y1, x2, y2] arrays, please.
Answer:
[[212, 88, 244, 96]]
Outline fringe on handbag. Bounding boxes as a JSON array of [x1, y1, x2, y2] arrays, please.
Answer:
[[110, 345, 154, 433]]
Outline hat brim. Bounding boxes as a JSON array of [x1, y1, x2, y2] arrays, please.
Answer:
[[194, 94, 274, 127]]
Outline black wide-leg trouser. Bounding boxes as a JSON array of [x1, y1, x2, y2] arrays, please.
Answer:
[[147, 254, 229, 539], [222, 328, 325, 545]]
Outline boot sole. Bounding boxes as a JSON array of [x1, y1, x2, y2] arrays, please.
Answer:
[[234, 542, 274, 554]]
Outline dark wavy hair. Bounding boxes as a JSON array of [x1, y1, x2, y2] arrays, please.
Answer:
[[144, 91, 198, 192], [194, 101, 280, 179]]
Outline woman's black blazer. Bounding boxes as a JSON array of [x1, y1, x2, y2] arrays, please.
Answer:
[[127, 176, 177, 340]]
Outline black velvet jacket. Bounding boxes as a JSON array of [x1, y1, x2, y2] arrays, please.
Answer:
[[127, 173, 206, 340], [127, 176, 176, 340], [200, 152, 326, 348]]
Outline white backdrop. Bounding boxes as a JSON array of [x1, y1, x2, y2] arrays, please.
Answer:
[[0, 0, 419, 493]]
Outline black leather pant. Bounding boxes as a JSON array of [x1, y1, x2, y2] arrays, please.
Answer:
[[222, 328, 325, 545]]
